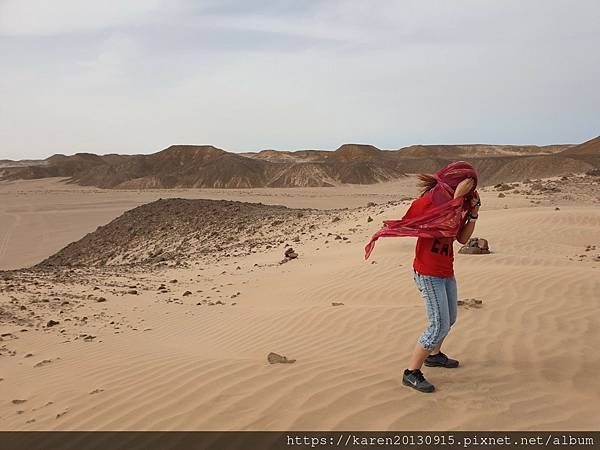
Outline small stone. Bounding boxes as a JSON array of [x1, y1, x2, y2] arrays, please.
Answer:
[[284, 248, 298, 259], [34, 359, 53, 368], [182, 291, 192, 297], [267, 352, 296, 364], [46, 320, 60, 328], [331, 302, 344, 306]]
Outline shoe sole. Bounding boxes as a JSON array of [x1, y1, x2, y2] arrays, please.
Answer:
[[402, 379, 435, 393], [424, 361, 459, 368]]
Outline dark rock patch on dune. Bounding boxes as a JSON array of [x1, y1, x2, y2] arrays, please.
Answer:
[[36, 198, 327, 268]]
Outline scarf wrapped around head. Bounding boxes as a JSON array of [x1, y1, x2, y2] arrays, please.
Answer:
[[364, 161, 478, 260]]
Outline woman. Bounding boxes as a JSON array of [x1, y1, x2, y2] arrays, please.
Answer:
[[364, 161, 480, 393]]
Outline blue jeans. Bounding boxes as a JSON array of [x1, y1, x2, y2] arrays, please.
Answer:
[[413, 270, 458, 351]]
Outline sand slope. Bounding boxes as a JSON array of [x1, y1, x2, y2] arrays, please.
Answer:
[[1, 179, 599, 430]]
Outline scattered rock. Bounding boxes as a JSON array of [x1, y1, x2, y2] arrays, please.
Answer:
[[267, 352, 296, 364], [367, 216, 373, 222], [34, 359, 53, 368], [494, 183, 512, 191], [46, 320, 60, 328], [284, 248, 298, 259], [331, 302, 344, 306], [586, 168, 600, 177], [457, 298, 483, 308], [498, 193, 506, 198], [182, 291, 192, 297], [11, 399, 27, 405]]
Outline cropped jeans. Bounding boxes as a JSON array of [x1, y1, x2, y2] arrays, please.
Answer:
[[413, 270, 458, 352]]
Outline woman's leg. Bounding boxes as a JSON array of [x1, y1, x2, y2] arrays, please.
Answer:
[[408, 271, 451, 370], [447, 275, 458, 328], [430, 276, 458, 355]]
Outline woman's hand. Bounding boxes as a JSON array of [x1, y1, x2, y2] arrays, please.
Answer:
[[453, 178, 475, 199]]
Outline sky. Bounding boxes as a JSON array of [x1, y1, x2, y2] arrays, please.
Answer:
[[1, 0, 599, 160]]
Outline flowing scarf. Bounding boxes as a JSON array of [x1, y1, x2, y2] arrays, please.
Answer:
[[364, 161, 478, 260]]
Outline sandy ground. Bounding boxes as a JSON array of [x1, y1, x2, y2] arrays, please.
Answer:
[[0, 177, 599, 430]]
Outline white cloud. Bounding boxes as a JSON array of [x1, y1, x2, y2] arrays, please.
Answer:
[[0, 0, 164, 36]]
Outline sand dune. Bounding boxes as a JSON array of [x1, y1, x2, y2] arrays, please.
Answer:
[[1, 174, 599, 430]]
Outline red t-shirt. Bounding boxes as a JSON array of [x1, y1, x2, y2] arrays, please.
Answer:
[[403, 195, 455, 278]]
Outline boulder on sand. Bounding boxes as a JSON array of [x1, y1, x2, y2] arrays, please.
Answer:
[[458, 237, 491, 254]]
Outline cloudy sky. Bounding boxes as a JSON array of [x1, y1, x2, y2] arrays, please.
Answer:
[[1, 0, 599, 159]]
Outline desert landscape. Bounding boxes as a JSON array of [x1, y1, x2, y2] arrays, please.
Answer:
[[1, 136, 599, 430]]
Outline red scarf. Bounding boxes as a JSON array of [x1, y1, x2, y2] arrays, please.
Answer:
[[364, 161, 478, 260]]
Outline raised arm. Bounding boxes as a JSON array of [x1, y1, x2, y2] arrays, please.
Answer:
[[457, 196, 480, 244]]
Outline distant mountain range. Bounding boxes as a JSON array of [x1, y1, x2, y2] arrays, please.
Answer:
[[1, 136, 599, 188]]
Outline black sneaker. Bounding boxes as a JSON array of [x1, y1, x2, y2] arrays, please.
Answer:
[[402, 369, 435, 393], [424, 352, 459, 368]]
